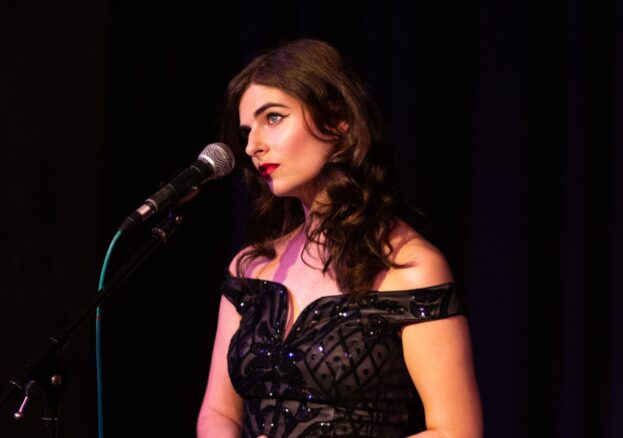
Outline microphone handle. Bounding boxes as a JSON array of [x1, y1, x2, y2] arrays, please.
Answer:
[[119, 160, 212, 232]]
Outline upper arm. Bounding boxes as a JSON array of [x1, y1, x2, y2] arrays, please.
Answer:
[[402, 316, 482, 437], [383, 225, 482, 436], [197, 295, 243, 433], [197, 246, 265, 435], [393, 241, 482, 437]]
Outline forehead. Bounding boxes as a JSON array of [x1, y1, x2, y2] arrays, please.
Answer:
[[238, 84, 300, 121]]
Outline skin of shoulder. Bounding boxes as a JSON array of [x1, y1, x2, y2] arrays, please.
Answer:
[[227, 245, 270, 278], [227, 226, 303, 278], [374, 220, 454, 292], [383, 222, 483, 436], [230, 221, 453, 289]]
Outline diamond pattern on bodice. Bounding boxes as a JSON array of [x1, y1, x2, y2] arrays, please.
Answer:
[[221, 276, 464, 437]]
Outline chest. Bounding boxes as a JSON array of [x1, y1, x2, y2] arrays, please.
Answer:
[[228, 286, 415, 404], [255, 253, 342, 329]]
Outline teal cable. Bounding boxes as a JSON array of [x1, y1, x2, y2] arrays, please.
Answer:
[[96, 230, 123, 438]]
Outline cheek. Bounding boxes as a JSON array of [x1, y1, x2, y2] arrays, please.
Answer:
[[273, 123, 334, 167], [310, 141, 334, 166], [297, 141, 330, 167]]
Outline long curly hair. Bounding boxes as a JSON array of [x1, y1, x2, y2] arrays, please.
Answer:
[[221, 39, 410, 298]]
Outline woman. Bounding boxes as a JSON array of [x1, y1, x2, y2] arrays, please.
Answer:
[[197, 39, 482, 437]]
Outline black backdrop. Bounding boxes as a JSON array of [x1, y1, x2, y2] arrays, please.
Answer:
[[1, 1, 621, 437]]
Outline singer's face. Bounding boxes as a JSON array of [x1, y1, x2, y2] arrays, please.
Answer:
[[239, 84, 334, 206]]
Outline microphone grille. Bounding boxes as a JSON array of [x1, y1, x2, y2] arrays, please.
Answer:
[[199, 143, 235, 178]]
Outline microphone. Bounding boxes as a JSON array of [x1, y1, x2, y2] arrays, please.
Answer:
[[119, 143, 235, 231]]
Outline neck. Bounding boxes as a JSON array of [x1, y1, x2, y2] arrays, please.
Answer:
[[299, 188, 329, 227], [293, 189, 329, 258]]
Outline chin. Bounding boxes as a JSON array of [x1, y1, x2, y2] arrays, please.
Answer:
[[268, 189, 298, 199], [266, 181, 295, 198], [265, 179, 315, 203]]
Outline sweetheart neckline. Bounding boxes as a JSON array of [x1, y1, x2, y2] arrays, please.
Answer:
[[229, 275, 455, 295], [226, 275, 456, 341]]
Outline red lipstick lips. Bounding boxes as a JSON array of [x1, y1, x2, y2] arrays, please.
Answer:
[[258, 163, 279, 178]]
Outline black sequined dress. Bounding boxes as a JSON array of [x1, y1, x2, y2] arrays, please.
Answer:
[[221, 276, 464, 437]]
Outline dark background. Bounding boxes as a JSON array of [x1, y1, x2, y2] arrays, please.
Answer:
[[1, 1, 621, 437]]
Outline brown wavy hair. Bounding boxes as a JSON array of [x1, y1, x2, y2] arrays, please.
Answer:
[[221, 39, 409, 298]]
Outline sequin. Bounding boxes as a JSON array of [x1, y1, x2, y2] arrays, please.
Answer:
[[220, 276, 463, 437]]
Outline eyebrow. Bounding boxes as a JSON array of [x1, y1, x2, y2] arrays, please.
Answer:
[[253, 102, 289, 118]]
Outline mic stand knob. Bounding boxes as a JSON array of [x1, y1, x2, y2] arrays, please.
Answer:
[[13, 380, 35, 420]]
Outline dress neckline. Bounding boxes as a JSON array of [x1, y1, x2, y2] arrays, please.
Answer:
[[227, 275, 456, 341], [229, 274, 455, 295]]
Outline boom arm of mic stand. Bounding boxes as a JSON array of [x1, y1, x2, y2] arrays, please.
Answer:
[[0, 212, 184, 413]]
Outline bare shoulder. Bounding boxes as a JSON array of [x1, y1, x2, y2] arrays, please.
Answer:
[[374, 220, 454, 291], [227, 245, 270, 278], [227, 228, 298, 278]]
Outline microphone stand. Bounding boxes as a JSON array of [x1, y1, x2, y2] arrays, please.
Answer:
[[0, 211, 184, 437]]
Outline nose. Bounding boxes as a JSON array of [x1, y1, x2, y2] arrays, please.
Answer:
[[244, 128, 267, 157]]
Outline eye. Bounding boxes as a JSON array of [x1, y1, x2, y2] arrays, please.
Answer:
[[267, 112, 284, 125]]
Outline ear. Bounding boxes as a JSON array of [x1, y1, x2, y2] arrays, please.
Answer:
[[337, 120, 349, 133]]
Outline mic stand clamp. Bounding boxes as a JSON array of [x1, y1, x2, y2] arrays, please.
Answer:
[[152, 212, 183, 242], [1, 210, 184, 437], [12, 360, 63, 438]]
